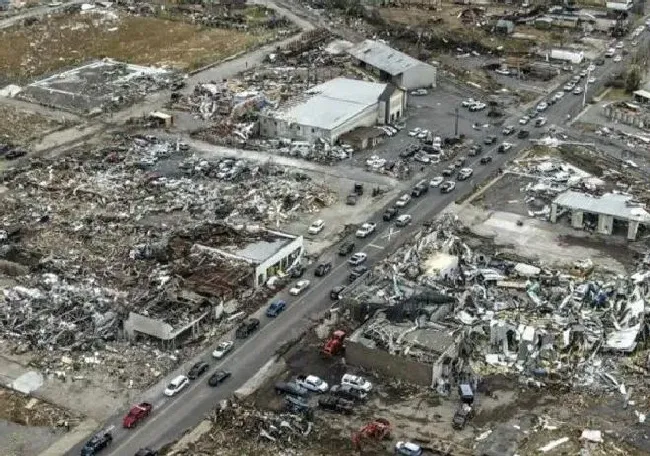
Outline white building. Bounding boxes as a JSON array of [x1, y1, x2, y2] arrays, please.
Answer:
[[545, 49, 585, 64], [346, 40, 437, 90], [259, 78, 405, 144], [550, 191, 650, 240]]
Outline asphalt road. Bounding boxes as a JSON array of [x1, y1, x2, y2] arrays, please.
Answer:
[[65, 16, 650, 456]]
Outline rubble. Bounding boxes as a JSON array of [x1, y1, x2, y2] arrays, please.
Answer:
[[0, 134, 336, 388]]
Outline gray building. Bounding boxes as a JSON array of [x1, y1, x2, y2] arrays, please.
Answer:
[[346, 40, 437, 90], [259, 78, 405, 144], [550, 191, 650, 240]]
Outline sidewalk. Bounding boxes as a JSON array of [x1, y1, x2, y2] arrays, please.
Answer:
[[37, 419, 98, 456]]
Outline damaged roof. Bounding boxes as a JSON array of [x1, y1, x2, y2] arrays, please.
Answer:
[[347, 39, 425, 76], [272, 77, 389, 130], [554, 191, 650, 222]]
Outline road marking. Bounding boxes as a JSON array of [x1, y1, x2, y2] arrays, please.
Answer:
[[367, 243, 384, 250], [380, 227, 400, 241]]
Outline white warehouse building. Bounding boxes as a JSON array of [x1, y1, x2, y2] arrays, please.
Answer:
[[347, 39, 437, 90], [259, 77, 406, 144]]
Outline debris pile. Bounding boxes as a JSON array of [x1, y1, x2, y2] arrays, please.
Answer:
[[0, 134, 335, 388], [345, 214, 650, 421]]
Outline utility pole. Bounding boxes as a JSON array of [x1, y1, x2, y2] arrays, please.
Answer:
[[454, 107, 459, 137], [583, 68, 590, 108]]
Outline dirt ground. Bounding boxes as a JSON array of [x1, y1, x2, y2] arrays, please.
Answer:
[[0, 105, 64, 145], [0, 10, 274, 82], [0, 386, 82, 456]]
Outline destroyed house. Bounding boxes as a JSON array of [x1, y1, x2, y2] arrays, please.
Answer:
[[550, 191, 650, 240], [259, 78, 405, 144], [346, 40, 437, 90], [191, 229, 304, 288]]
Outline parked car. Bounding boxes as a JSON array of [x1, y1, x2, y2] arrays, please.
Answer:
[[517, 130, 529, 139], [314, 262, 332, 277], [338, 241, 355, 256], [318, 396, 354, 414], [440, 181, 456, 193], [429, 176, 444, 187], [563, 83, 575, 92], [235, 319, 260, 339], [395, 441, 423, 456], [468, 144, 482, 156], [275, 381, 309, 397], [536, 101, 548, 112], [266, 300, 287, 317], [123, 403, 153, 429], [573, 86, 584, 95], [395, 194, 411, 207], [330, 384, 368, 402], [81, 430, 113, 456], [410, 88, 428, 96], [289, 280, 311, 296], [188, 361, 210, 380], [348, 252, 367, 266], [289, 264, 305, 278], [518, 116, 530, 125], [330, 286, 345, 300], [212, 340, 234, 359], [134, 449, 158, 456], [414, 153, 430, 164], [469, 102, 486, 111], [307, 219, 325, 235], [535, 117, 547, 127], [395, 214, 412, 227], [341, 374, 373, 392], [207, 370, 231, 387], [346, 194, 358, 205], [442, 166, 455, 177], [480, 156, 493, 164], [349, 265, 368, 283], [164, 375, 190, 396], [5, 149, 27, 160], [452, 404, 474, 430], [461, 98, 476, 107], [356, 222, 377, 238], [457, 168, 473, 181], [296, 374, 329, 392], [383, 206, 399, 221], [484, 135, 497, 145], [453, 157, 466, 168], [498, 142, 513, 153]]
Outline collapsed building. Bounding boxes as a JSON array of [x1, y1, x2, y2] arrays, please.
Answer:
[[0, 135, 332, 386], [340, 214, 650, 408]]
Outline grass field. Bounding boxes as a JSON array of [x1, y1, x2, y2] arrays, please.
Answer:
[[0, 12, 274, 81]]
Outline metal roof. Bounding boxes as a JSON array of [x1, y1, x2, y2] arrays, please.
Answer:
[[347, 40, 425, 76], [273, 78, 388, 131], [554, 191, 650, 222]]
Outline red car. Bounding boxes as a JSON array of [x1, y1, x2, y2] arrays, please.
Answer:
[[123, 402, 153, 428]]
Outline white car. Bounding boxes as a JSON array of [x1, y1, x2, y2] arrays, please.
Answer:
[[429, 176, 444, 187], [395, 194, 411, 207], [587, 64, 596, 72], [395, 441, 423, 456], [554, 91, 565, 100], [614, 55, 622, 62], [356, 222, 377, 238], [519, 116, 530, 125], [341, 374, 373, 392], [494, 68, 510, 75], [296, 375, 329, 393], [348, 252, 367, 266], [536, 102, 548, 112], [395, 214, 412, 227], [380, 126, 394, 137], [588, 76, 596, 84], [616, 42, 624, 49], [457, 167, 473, 180], [469, 102, 486, 111], [461, 98, 476, 107], [212, 340, 234, 359], [164, 375, 189, 396], [408, 127, 422, 137], [410, 88, 428, 96], [289, 280, 311, 296], [308, 219, 325, 235], [573, 86, 583, 95], [414, 154, 430, 164]]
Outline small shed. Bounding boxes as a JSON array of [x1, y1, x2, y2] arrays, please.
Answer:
[[149, 111, 174, 128], [633, 90, 650, 104]]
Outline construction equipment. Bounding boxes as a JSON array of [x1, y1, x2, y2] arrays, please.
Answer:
[[351, 418, 391, 451], [322, 330, 346, 357]]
